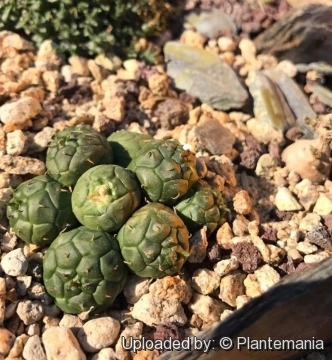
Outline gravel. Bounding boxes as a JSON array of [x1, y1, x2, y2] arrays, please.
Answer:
[[0, 8, 332, 357]]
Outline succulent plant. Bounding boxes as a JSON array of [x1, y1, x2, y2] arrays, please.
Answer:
[[6, 175, 78, 246], [117, 202, 189, 278], [107, 130, 152, 168], [71, 164, 141, 232], [46, 125, 114, 187], [174, 181, 229, 234], [43, 226, 128, 314], [0, 0, 184, 61], [128, 139, 199, 205]]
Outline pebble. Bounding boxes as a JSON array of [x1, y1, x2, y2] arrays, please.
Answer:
[[6, 333, 28, 358], [27, 282, 52, 304], [42, 315, 60, 330], [6, 130, 27, 155], [23, 335, 46, 360], [91, 348, 118, 360], [233, 190, 252, 215], [188, 292, 228, 323], [297, 241, 318, 255], [123, 275, 152, 305], [313, 193, 332, 215], [118, 59, 140, 80], [59, 314, 83, 336], [5, 303, 18, 321], [255, 264, 281, 292], [304, 251, 330, 264], [236, 295, 252, 310], [275, 187, 303, 211], [0, 97, 41, 127], [295, 179, 319, 211], [78, 317, 120, 353], [19, 67, 42, 87], [95, 53, 122, 72], [31, 126, 55, 152], [69, 56, 90, 76], [214, 256, 239, 277], [147, 73, 170, 97], [239, 39, 258, 69], [180, 29, 206, 48], [35, 40, 62, 70], [16, 275, 32, 296], [255, 154, 278, 178], [187, 227, 208, 263], [244, 274, 263, 298], [219, 270, 246, 307], [276, 60, 297, 78], [246, 118, 285, 145], [133, 349, 159, 360], [267, 244, 286, 265], [103, 96, 125, 122], [16, 300, 44, 325], [217, 36, 236, 52], [115, 322, 143, 359], [0, 327, 16, 356], [149, 276, 191, 304], [0, 155, 45, 175], [1, 248, 28, 276], [299, 213, 322, 232], [192, 269, 220, 295], [287, 248, 303, 263], [131, 293, 187, 326], [42, 70, 60, 93], [0, 127, 5, 156], [0, 31, 34, 52], [26, 323, 40, 336], [42, 327, 86, 360], [232, 215, 249, 236], [216, 222, 234, 249], [87, 60, 108, 81], [220, 309, 234, 322], [195, 116, 235, 155]]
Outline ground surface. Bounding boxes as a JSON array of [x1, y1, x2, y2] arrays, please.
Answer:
[[0, 1, 332, 359]]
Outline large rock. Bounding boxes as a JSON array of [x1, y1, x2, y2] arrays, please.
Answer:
[[255, 4, 332, 64], [164, 41, 248, 110]]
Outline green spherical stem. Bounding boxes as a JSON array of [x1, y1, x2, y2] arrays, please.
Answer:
[[175, 184, 229, 234], [117, 203, 190, 279], [128, 139, 198, 205], [43, 226, 128, 314], [6, 175, 78, 246], [107, 130, 152, 168], [72, 164, 141, 232], [46, 125, 114, 187]]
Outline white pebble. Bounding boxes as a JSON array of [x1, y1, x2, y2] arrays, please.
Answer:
[[297, 241, 318, 255], [255, 265, 280, 292], [123, 274, 151, 304], [23, 335, 46, 360], [42, 327, 86, 360], [132, 293, 187, 326], [1, 248, 28, 276], [219, 270, 246, 307], [214, 256, 239, 277], [6, 130, 27, 155], [304, 251, 330, 264], [188, 292, 228, 323], [16, 300, 44, 325], [77, 317, 120, 353], [275, 187, 302, 211], [192, 268, 220, 295]]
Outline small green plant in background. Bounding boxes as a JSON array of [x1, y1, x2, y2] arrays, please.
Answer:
[[0, 0, 184, 62]]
